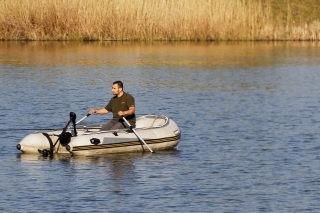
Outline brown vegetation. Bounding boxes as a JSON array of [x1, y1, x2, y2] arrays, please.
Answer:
[[0, 0, 319, 41]]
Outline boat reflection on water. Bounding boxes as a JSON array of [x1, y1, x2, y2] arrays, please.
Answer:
[[15, 149, 180, 194]]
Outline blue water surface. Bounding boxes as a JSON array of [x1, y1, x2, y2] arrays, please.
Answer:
[[0, 41, 320, 212]]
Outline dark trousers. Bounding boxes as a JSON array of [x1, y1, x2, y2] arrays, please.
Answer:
[[100, 118, 129, 131]]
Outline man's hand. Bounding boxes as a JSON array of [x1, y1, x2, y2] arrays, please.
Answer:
[[89, 109, 96, 115], [118, 111, 126, 117]]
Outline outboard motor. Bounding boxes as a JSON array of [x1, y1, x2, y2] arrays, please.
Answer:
[[37, 112, 78, 157], [59, 112, 77, 146]]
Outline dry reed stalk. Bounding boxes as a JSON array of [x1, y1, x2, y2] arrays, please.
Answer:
[[0, 0, 318, 41]]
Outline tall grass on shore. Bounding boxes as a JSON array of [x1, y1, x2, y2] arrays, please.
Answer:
[[0, 0, 319, 41]]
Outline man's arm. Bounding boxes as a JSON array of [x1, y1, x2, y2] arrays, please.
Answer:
[[89, 108, 108, 115], [118, 106, 135, 117]]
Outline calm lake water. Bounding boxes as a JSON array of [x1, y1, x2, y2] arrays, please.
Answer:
[[1, 41, 320, 212]]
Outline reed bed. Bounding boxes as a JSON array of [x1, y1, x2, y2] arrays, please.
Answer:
[[0, 0, 319, 41]]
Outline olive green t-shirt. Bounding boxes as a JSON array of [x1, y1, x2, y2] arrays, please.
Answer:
[[105, 92, 136, 124]]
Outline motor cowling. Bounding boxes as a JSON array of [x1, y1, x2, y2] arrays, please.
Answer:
[[59, 132, 72, 146]]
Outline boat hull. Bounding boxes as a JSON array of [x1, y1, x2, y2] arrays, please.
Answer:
[[17, 115, 181, 156]]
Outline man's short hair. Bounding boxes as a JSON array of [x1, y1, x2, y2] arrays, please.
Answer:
[[113, 80, 123, 89]]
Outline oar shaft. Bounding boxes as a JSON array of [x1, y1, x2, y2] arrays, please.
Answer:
[[76, 114, 90, 125], [122, 117, 153, 153]]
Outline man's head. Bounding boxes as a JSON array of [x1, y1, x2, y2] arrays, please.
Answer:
[[112, 80, 124, 96]]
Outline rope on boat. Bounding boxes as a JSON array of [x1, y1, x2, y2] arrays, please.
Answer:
[[149, 116, 158, 128]]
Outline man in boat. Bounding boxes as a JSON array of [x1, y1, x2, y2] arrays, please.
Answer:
[[88, 80, 136, 131]]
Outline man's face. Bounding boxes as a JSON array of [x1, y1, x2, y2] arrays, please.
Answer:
[[112, 84, 122, 95]]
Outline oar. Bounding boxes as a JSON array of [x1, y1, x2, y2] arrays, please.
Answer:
[[76, 113, 91, 125], [122, 117, 153, 153]]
